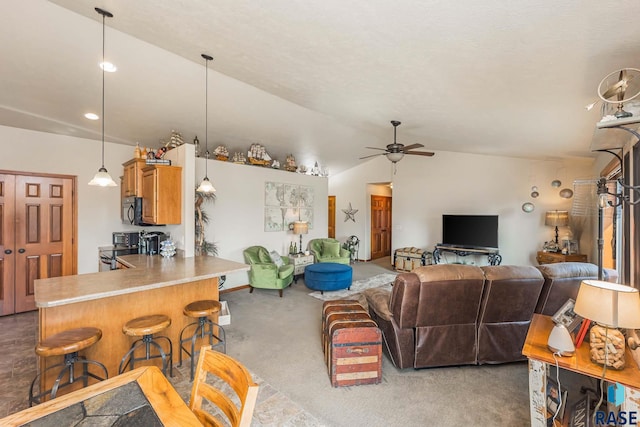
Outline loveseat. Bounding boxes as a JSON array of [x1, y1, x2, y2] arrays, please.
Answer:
[[364, 262, 616, 369]]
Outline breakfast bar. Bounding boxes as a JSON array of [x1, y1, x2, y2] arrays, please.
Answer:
[[35, 255, 249, 395]]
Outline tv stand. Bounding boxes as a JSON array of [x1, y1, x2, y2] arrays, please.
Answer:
[[433, 244, 501, 266]]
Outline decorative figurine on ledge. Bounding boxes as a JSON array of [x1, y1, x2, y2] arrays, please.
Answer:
[[231, 151, 247, 164], [284, 154, 297, 172], [248, 143, 271, 166], [214, 145, 229, 161]]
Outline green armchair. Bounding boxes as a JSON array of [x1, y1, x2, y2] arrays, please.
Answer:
[[243, 246, 294, 297], [308, 238, 351, 265]]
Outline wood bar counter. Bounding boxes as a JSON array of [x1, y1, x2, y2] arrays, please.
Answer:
[[35, 255, 249, 395]]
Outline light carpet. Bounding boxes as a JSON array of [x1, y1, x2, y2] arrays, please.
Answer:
[[307, 272, 397, 301]]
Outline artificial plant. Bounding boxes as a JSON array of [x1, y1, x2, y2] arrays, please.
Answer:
[[195, 188, 218, 256]]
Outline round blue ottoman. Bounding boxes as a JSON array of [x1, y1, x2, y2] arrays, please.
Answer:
[[304, 262, 353, 294]]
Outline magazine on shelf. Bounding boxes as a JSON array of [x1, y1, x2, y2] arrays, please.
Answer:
[[546, 377, 568, 427]]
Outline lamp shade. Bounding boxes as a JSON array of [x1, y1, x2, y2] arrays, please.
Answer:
[[545, 210, 569, 227], [293, 221, 308, 235], [574, 280, 640, 329]]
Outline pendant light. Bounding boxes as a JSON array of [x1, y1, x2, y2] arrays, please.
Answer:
[[89, 7, 117, 187], [196, 54, 216, 193]]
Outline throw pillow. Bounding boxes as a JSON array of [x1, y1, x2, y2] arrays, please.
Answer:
[[323, 241, 341, 258], [270, 250, 284, 267]]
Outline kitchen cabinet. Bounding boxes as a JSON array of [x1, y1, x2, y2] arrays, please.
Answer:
[[141, 165, 182, 225], [122, 158, 146, 197], [536, 251, 587, 264]]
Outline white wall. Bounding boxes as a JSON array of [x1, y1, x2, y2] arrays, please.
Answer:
[[196, 158, 328, 290], [329, 151, 595, 266], [0, 125, 190, 273]]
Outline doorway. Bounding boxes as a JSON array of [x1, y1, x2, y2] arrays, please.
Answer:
[[0, 171, 77, 315], [370, 195, 392, 260], [328, 196, 336, 238]]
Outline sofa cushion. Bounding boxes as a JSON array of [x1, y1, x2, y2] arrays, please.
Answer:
[[362, 287, 392, 321], [323, 241, 341, 258]]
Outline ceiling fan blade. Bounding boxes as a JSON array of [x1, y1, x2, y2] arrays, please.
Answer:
[[359, 153, 385, 160], [405, 151, 435, 157], [401, 143, 424, 151], [365, 146, 387, 151]]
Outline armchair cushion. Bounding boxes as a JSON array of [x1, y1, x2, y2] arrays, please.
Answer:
[[323, 241, 341, 258]]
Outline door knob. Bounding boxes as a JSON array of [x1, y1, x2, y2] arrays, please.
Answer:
[[18, 248, 25, 253], [4, 249, 11, 255]]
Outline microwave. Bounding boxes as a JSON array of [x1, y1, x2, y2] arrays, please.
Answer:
[[122, 196, 147, 226], [112, 231, 139, 248]]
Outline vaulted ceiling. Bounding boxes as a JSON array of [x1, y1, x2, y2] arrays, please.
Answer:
[[2, 1, 640, 174]]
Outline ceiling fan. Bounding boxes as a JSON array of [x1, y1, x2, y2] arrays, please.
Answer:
[[360, 120, 434, 164]]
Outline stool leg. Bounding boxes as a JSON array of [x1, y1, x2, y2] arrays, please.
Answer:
[[178, 321, 198, 369], [153, 336, 173, 377], [119, 339, 144, 374]]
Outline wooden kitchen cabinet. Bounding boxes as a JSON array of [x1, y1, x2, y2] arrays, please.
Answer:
[[141, 165, 182, 225], [536, 251, 587, 264], [122, 158, 146, 197]]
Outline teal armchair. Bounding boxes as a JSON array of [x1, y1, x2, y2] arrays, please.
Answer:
[[308, 238, 351, 265], [243, 246, 294, 297]]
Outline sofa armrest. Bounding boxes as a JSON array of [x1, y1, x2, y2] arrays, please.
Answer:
[[339, 248, 350, 257], [362, 288, 393, 321]]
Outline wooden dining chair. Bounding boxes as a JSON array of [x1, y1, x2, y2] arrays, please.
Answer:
[[189, 346, 259, 427]]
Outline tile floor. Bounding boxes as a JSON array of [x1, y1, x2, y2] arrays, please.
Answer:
[[0, 310, 321, 426]]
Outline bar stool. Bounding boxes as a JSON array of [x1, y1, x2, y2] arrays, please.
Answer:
[[119, 314, 173, 377], [29, 327, 108, 406], [178, 300, 226, 381]]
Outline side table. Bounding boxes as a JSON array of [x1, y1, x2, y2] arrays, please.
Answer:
[[288, 254, 315, 283], [536, 251, 587, 264]]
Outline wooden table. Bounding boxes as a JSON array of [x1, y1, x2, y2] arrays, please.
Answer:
[[522, 314, 640, 426], [536, 251, 588, 264], [0, 366, 202, 426], [35, 255, 249, 396]]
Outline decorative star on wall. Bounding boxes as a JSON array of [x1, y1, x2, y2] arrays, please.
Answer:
[[342, 203, 358, 222]]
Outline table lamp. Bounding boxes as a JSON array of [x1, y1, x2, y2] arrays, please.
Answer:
[[292, 221, 308, 254], [545, 210, 569, 245], [574, 280, 640, 369]]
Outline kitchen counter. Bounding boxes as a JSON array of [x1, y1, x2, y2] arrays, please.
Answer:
[[36, 255, 248, 308], [35, 255, 249, 397]]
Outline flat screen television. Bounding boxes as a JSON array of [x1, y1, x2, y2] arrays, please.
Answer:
[[441, 215, 499, 250]]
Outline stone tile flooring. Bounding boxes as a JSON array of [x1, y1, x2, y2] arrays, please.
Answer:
[[0, 311, 323, 426]]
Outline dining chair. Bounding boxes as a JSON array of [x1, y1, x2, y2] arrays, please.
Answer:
[[189, 346, 259, 427]]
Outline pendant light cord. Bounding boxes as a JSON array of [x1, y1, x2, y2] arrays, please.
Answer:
[[205, 55, 209, 176], [101, 11, 106, 169]]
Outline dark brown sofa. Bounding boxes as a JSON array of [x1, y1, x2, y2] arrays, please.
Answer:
[[364, 263, 599, 369], [477, 265, 544, 364], [535, 262, 618, 316]]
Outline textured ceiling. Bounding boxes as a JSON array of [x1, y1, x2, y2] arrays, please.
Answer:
[[2, 1, 640, 174]]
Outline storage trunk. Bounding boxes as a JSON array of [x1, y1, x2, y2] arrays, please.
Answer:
[[393, 247, 430, 272], [321, 300, 367, 351], [328, 323, 382, 387], [323, 311, 372, 364]]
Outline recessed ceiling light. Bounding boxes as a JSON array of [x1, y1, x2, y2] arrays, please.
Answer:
[[99, 61, 117, 72], [84, 113, 99, 120]]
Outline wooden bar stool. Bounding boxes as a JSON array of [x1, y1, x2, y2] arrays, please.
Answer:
[[178, 300, 226, 381], [29, 327, 108, 406], [119, 314, 173, 377]]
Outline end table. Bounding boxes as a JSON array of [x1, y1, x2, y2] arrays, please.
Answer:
[[288, 254, 315, 283]]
